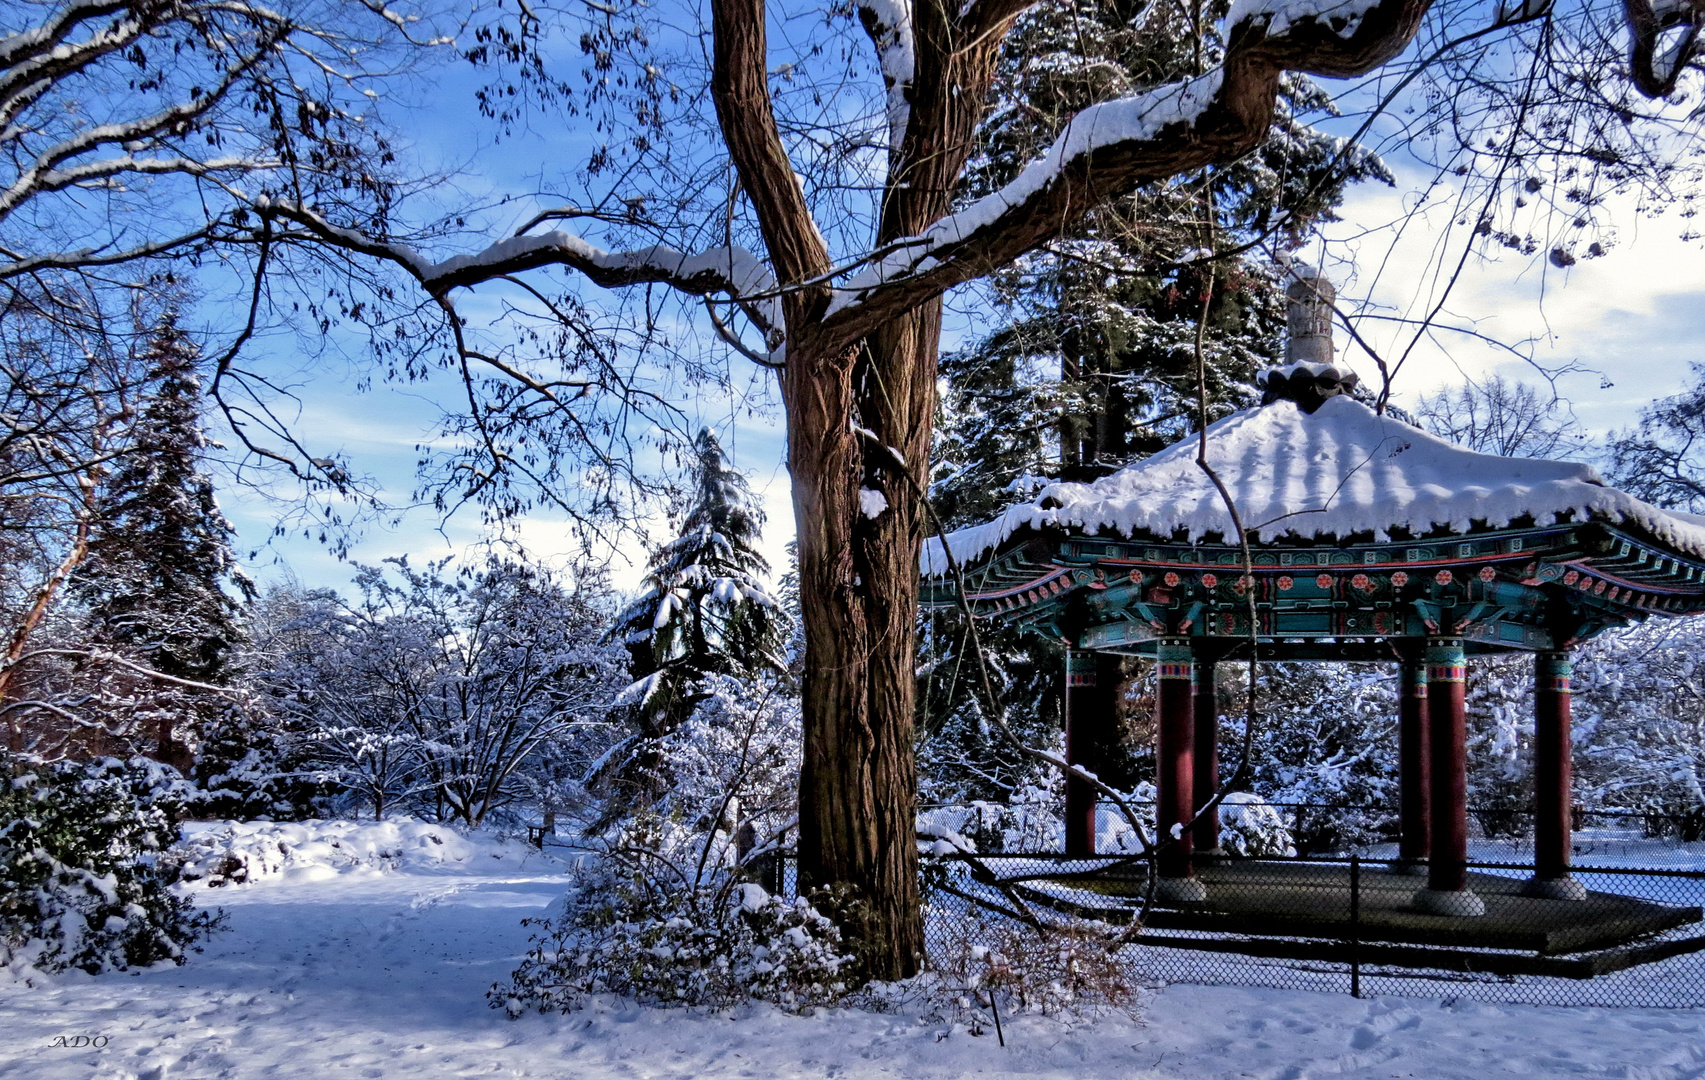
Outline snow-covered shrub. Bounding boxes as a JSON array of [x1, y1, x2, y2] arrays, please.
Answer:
[[1217, 792, 1297, 857], [495, 820, 851, 1013], [190, 703, 330, 822], [1096, 781, 1158, 854], [500, 673, 834, 1013], [0, 751, 221, 974], [913, 899, 1142, 1023]]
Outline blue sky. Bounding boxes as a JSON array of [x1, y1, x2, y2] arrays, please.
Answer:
[[206, 15, 1705, 600]]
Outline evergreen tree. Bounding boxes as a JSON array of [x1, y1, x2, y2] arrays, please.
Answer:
[[920, 1, 1387, 802], [596, 429, 789, 816], [72, 312, 253, 768], [935, 1, 1388, 528]]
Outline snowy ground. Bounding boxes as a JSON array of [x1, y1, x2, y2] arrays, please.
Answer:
[[2, 822, 1700, 1079]]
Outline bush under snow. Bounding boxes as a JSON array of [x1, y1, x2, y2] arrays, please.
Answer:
[[495, 821, 852, 1014], [1, 752, 220, 975], [1217, 792, 1298, 857]]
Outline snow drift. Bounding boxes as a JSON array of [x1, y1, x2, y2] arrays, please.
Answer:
[[174, 819, 496, 886]]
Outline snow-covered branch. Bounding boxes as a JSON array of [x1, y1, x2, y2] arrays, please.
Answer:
[[856, 1, 916, 154], [263, 199, 782, 333], [1622, 0, 1705, 96], [815, 0, 1431, 351]]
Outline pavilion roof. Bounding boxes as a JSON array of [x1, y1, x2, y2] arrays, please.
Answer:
[[923, 395, 1705, 579]]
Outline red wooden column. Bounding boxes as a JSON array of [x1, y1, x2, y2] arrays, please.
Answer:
[[1063, 649, 1099, 856], [1155, 638, 1205, 902], [1193, 655, 1221, 856], [1414, 637, 1485, 916], [1524, 651, 1588, 900], [1396, 658, 1431, 875]]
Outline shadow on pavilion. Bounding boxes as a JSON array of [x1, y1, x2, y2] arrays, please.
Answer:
[[921, 271, 1705, 977]]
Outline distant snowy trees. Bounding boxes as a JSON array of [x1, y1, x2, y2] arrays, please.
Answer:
[[1414, 375, 1588, 460], [253, 557, 626, 825], [1608, 366, 1705, 512]]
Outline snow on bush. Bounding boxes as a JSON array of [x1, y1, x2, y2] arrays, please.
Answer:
[[174, 818, 486, 887], [1217, 792, 1297, 857], [0, 751, 221, 975], [917, 907, 1144, 1024], [494, 818, 852, 1014], [919, 758, 1071, 854]]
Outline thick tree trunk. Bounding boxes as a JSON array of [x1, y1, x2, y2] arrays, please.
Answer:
[[784, 317, 931, 979], [705, 0, 1434, 982], [779, 1, 1002, 980]]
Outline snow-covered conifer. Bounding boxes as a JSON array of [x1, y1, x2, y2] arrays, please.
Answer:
[[596, 429, 789, 812], [72, 312, 253, 769]]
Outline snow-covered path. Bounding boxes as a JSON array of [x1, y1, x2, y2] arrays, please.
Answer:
[[2, 833, 1700, 1079]]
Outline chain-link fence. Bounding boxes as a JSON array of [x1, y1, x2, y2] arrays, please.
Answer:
[[918, 800, 1705, 860], [776, 843, 1705, 1007], [909, 851, 1705, 1008]]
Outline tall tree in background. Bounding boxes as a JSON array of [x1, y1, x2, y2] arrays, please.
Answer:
[[933, 1, 1390, 529], [598, 429, 788, 817], [920, 1, 1387, 800], [72, 313, 253, 766], [1414, 374, 1587, 459]]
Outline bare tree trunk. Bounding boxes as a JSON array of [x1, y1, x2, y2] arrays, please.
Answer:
[[785, 319, 927, 977]]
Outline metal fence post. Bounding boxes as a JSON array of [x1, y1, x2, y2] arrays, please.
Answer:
[[1350, 853, 1362, 999]]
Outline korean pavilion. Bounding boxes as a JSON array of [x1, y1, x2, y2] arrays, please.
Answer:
[[920, 271, 1705, 917]]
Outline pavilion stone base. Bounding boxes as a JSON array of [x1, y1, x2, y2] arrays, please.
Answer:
[[1521, 875, 1589, 901], [1387, 858, 1429, 877], [1155, 876, 1208, 904], [1412, 887, 1487, 917]]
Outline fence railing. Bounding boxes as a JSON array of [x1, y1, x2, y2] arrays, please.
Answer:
[[919, 800, 1705, 857], [780, 844, 1705, 1009], [912, 850, 1705, 1009]]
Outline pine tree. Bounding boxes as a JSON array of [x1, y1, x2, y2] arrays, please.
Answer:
[[596, 429, 789, 816], [934, 2, 1388, 528], [920, 1, 1387, 802], [72, 312, 253, 768]]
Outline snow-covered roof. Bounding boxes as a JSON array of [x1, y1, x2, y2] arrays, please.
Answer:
[[923, 395, 1705, 577]]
